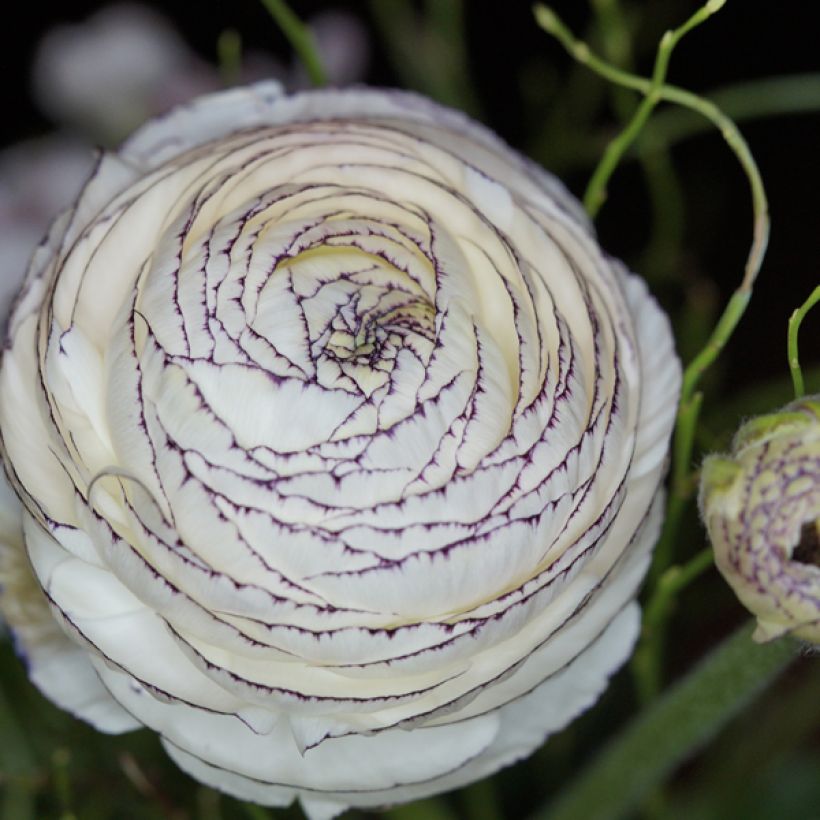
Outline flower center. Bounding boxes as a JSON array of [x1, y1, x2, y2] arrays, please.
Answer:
[[320, 286, 436, 396]]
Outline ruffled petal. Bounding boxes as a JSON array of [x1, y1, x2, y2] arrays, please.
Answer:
[[0, 83, 679, 811]]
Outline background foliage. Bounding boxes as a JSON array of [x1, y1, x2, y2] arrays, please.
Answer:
[[2, 2, 819, 818]]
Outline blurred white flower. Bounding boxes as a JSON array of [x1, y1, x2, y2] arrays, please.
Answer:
[[32, 3, 212, 142], [292, 11, 370, 88], [0, 82, 679, 819], [0, 136, 93, 325], [32, 3, 369, 144]]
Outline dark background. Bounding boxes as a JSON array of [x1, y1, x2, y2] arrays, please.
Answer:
[[2, 3, 819, 818]]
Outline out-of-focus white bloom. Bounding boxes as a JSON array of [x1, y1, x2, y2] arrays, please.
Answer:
[[700, 396, 820, 643], [0, 83, 679, 819], [292, 11, 370, 88], [32, 3, 369, 144], [0, 136, 93, 325], [32, 3, 211, 142]]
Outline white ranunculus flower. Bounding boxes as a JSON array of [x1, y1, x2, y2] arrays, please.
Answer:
[[0, 83, 680, 819]]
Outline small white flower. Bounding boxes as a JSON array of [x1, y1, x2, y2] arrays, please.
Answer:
[[0, 83, 680, 819], [0, 136, 94, 332], [32, 3, 210, 142], [700, 396, 820, 643], [31, 3, 369, 144]]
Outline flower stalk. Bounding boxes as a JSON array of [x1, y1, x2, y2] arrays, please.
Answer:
[[534, 1, 770, 597], [259, 0, 327, 86], [530, 622, 797, 820], [788, 285, 820, 399]]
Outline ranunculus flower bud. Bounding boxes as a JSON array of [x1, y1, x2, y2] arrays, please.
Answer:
[[0, 83, 680, 818], [700, 396, 820, 644]]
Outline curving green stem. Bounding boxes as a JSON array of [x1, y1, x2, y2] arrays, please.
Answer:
[[588, 0, 687, 284], [787, 285, 820, 399], [533, 2, 770, 589], [533, 2, 768, 306], [649, 73, 820, 147], [528, 623, 797, 820], [581, 0, 726, 216]]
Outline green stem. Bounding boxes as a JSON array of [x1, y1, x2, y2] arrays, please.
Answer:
[[1, 779, 35, 820], [259, 0, 327, 86], [583, 89, 656, 216], [241, 803, 272, 820], [462, 778, 503, 820], [534, 73, 820, 174], [217, 29, 243, 86], [52, 748, 74, 820], [582, 0, 725, 216], [368, 0, 481, 115], [787, 285, 820, 399], [649, 390, 703, 584], [644, 549, 714, 641], [384, 797, 460, 820], [529, 622, 797, 820], [648, 292, 757, 583], [632, 547, 714, 703], [591, 0, 632, 71], [649, 73, 820, 147], [0, 674, 37, 777], [534, 4, 768, 307], [680, 289, 754, 405], [589, 2, 686, 283], [534, 2, 770, 588]]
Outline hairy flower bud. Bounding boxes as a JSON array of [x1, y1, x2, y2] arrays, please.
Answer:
[[0, 83, 679, 818], [700, 396, 820, 643]]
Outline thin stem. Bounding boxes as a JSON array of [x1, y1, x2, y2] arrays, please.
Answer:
[[2, 779, 35, 820], [259, 0, 327, 87], [533, 73, 820, 174], [583, 0, 726, 215], [589, 1, 686, 283], [787, 285, 820, 398], [645, 549, 714, 632], [241, 803, 273, 820], [632, 547, 714, 703], [384, 797, 460, 820], [462, 778, 503, 820], [583, 90, 657, 216], [591, 0, 632, 70], [534, 1, 770, 590], [52, 748, 75, 820], [638, 136, 687, 282], [529, 622, 797, 820], [368, 0, 482, 115], [0, 675, 37, 777], [649, 73, 820, 148], [650, 392, 703, 585], [217, 29, 242, 86], [534, 4, 769, 309]]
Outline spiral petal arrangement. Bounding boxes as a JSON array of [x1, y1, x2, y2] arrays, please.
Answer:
[[0, 83, 680, 818]]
